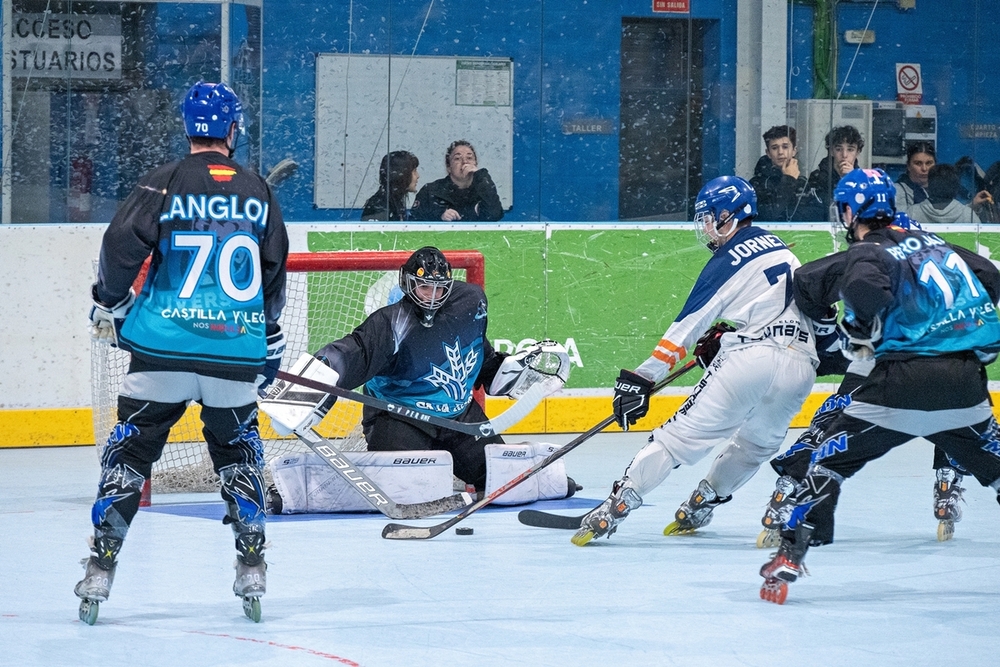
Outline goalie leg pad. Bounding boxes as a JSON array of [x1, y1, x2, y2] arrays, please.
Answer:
[[483, 442, 570, 506], [267, 450, 454, 513]]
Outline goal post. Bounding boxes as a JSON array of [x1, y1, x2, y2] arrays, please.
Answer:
[[91, 250, 486, 494]]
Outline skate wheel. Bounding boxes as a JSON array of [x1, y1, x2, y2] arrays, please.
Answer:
[[243, 596, 261, 623], [756, 529, 780, 549], [760, 578, 788, 605], [937, 520, 955, 542], [79, 599, 99, 625], [663, 521, 695, 536]]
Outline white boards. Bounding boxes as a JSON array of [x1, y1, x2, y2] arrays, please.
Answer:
[[314, 54, 514, 212]]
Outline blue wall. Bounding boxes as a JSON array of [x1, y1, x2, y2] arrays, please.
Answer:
[[262, 0, 738, 222], [788, 0, 1000, 168]]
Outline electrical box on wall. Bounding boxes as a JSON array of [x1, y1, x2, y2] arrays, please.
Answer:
[[904, 104, 937, 154], [786, 99, 873, 171], [871, 101, 906, 165]]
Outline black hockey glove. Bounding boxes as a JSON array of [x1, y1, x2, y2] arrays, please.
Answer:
[[837, 315, 882, 362], [613, 369, 655, 432], [89, 283, 135, 347], [693, 322, 737, 369]]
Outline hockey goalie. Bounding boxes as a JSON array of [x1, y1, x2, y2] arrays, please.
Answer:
[[260, 247, 580, 513]]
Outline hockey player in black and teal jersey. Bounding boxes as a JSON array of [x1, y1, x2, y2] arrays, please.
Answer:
[[760, 168, 1000, 604], [76, 82, 288, 624], [756, 211, 978, 548]]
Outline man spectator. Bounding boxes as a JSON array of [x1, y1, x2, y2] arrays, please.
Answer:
[[749, 125, 813, 221], [805, 125, 865, 220]]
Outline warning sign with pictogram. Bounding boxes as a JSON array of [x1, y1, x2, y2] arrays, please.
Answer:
[[896, 63, 923, 105]]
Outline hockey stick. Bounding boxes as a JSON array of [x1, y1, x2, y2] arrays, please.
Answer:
[[295, 428, 473, 520], [516, 508, 589, 530], [380, 360, 699, 540], [275, 369, 551, 439], [264, 158, 299, 186]]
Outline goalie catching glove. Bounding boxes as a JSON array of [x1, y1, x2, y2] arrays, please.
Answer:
[[89, 285, 135, 346], [693, 321, 736, 368], [488, 340, 571, 399], [259, 353, 339, 436], [613, 369, 655, 432]]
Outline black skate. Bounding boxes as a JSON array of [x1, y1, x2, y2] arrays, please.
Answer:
[[934, 467, 964, 542], [571, 482, 642, 546], [664, 479, 731, 536], [757, 475, 798, 548], [759, 522, 815, 605], [265, 484, 283, 515]]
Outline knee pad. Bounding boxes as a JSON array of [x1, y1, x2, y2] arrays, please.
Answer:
[[220, 463, 267, 528], [99, 422, 141, 471], [220, 463, 267, 565], [91, 463, 146, 565]]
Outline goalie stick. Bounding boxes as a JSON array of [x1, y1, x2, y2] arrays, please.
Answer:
[[274, 369, 551, 439], [380, 360, 699, 540], [295, 427, 473, 520]]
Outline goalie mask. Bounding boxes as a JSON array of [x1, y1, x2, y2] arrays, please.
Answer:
[[399, 246, 454, 327], [833, 168, 896, 243], [489, 340, 572, 399], [694, 176, 757, 252]]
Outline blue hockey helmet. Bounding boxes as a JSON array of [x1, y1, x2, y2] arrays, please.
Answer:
[[181, 81, 244, 140], [833, 168, 896, 240], [694, 175, 757, 251], [891, 210, 922, 231]]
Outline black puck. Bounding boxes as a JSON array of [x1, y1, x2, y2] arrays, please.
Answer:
[[456, 527, 474, 536]]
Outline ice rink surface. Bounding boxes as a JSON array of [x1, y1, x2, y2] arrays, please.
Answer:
[[3, 430, 999, 667]]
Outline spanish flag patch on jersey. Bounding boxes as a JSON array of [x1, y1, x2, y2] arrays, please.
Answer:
[[209, 164, 237, 182]]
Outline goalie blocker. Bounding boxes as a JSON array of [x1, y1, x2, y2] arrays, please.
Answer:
[[268, 442, 578, 513]]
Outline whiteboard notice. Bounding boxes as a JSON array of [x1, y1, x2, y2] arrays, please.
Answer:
[[456, 59, 511, 106], [315, 54, 514, 212]]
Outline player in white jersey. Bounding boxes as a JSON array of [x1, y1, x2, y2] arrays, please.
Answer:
[[572, 175, 819, 546]]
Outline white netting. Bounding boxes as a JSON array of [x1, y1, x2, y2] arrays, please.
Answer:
[[91, 252, 472, 494]]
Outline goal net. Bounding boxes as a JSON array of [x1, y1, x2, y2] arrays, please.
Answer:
[[91, 250, 485, 494]]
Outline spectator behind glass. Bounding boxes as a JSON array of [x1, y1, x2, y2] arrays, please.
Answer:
[[908, 163, 983, 224], [361, 151, 420, 221], [411, 140, 504, 222], [805, 125, 864, 220], [980, 161, 1000, 223], [895, 142, 936, 213], [749, 125, 812, 221]]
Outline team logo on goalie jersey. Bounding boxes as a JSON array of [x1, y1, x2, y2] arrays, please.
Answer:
[[423, 337, 479, 401]]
